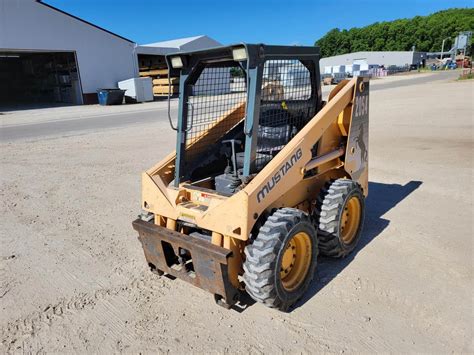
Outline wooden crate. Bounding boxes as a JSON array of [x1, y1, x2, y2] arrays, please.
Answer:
[[153, 77, 180, 85], [153, 85, 179, 95], [139, 68, 169, 77]]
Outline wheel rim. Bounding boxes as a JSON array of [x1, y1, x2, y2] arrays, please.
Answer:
[[340, 196, 361, 244], [280, 231, 312, 292]]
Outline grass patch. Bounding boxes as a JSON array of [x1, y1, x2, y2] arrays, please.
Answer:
[[458, 72, 473, 81]]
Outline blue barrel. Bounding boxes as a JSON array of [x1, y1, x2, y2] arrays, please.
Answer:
[[97, 89, 126, 105]]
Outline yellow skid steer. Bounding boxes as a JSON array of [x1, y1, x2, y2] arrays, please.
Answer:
[[133, 44, 369, 310]]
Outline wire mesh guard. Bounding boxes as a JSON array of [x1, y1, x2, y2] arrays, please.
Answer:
[[255, 60, 316, 171], [183, 65, 246, 169]]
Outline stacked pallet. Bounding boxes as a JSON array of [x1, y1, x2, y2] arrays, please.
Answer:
[[152, 76, 180, 96], [139, 68, 179, 96]]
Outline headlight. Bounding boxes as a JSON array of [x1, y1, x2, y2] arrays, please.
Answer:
[[232, 47, 247, 61], [170, 56, 183, 69]]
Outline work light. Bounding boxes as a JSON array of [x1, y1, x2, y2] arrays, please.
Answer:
[[232, 47, 247, 61], [171, 56, 183, 69]]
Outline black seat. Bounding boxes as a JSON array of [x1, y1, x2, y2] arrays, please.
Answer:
[[236, 152, 272, 171], [233, 107, 297, 172], [257, 124, 293, 153], [234, 125, 290, 171]]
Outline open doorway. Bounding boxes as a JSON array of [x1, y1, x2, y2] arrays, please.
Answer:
[[0, 51, 83, 110]]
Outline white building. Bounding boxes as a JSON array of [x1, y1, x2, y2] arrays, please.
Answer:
[[0, 0, 138, 105], [0, 1, 222, 106], [320, 51, 427, 72], [279, 62, 311, 87], [137, 36, 228, 96], [136, 36, 223, 90]]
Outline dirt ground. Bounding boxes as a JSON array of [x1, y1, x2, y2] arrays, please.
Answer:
[[1, 74, 472, 353]]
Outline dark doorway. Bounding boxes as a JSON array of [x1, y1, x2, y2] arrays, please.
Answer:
[[0, 51, 83, 110]]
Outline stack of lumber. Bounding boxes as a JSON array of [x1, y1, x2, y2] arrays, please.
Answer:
[[139, 68, 179, 96], [152, 76, 179, 95]]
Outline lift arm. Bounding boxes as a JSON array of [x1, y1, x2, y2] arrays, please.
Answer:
[[243, 77, 369, 223]]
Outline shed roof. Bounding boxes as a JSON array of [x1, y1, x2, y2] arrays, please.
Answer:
[[137, 35, 222, 56], [142, 35, 210, 48]]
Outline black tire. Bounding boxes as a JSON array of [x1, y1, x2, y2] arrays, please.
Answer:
[[314, 179, 365, 258], [243, 208, 318, 311]]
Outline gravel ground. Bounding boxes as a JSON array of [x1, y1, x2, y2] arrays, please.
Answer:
[[0, 73, 472, 353]]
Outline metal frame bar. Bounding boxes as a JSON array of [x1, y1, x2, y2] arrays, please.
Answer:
[[174, 70, 190, 187], [242, 64, 263, 175]]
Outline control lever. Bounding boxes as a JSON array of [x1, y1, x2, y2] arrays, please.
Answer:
[[222, 139, 241, 177]]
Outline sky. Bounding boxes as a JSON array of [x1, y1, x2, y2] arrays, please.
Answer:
[[46, 0, 473, 45]]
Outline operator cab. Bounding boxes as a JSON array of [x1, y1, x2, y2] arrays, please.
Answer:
[[165, 44, 322, 195]]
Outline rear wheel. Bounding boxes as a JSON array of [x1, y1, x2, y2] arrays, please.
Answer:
[[243, 208, 318, 311], [314, 179, 365, 257]]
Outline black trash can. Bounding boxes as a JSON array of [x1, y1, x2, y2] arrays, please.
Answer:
[[97, 89, 126, 105]]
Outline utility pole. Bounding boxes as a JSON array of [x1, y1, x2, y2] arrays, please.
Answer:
[[440, 37, 450, 60]]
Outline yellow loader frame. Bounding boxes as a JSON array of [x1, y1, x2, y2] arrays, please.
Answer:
[[133, 72, 369, 307]]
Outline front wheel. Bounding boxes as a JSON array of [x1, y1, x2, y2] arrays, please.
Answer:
[[243, 208, 318, 311]]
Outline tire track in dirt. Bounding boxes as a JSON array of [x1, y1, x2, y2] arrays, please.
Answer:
[[0, 276, 167, 352], [325, 273, 467, 345]]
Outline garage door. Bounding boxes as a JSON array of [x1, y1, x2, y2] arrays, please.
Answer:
[[0, 51, 83, 108]]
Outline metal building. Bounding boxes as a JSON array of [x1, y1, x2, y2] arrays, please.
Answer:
[[0, 1, 226, 108], [135, 35, 223, 82], [320, 51, 427, 71], [0, 0, 139, 105]]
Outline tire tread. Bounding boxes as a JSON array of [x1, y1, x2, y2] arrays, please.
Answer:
[[243, 208, 317, 310], [314, 179, 364, 257]]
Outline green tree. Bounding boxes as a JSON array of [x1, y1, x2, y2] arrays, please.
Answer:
[[315, 8, 474, 57]]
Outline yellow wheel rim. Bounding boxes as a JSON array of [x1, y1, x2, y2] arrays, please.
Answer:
[[340, 196, 361, 244], [280, 232, 312, 292]]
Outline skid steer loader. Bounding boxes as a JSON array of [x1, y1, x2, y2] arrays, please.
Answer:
[[133, 44, 369, 311]]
